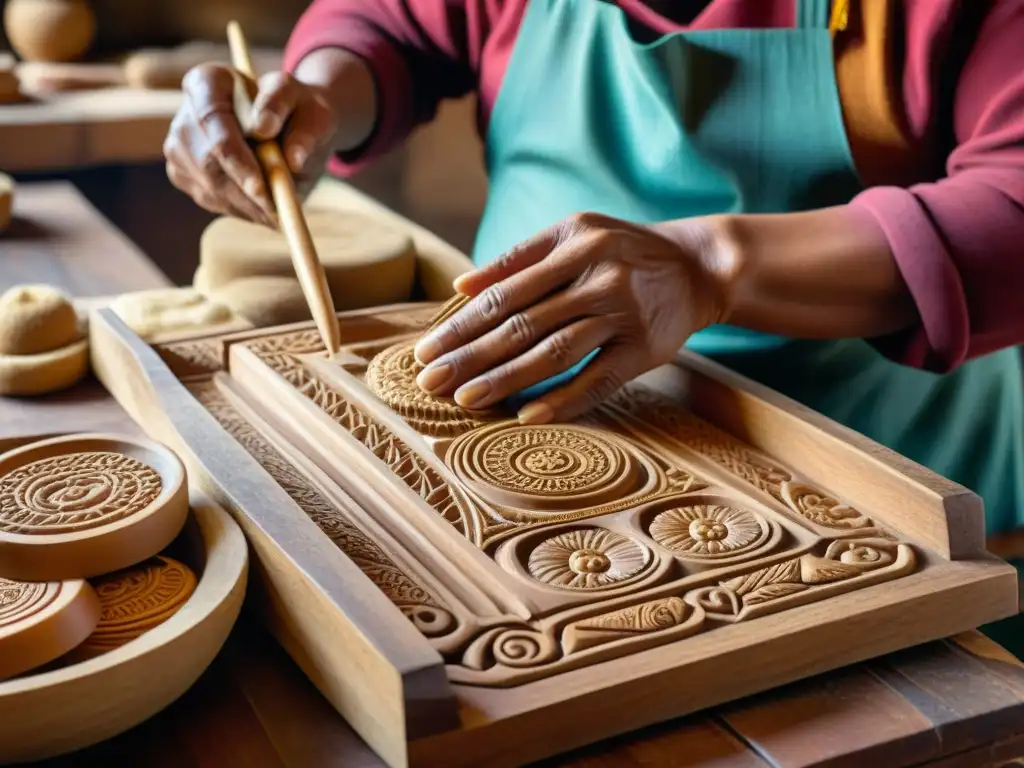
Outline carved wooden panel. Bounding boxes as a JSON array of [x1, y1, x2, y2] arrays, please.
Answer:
[[179, 326, 927, 689], [90, 301, 1018, 768]]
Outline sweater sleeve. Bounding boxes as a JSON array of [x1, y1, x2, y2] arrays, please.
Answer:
[[852, 0, 1024, 372], [282, 0, 507, 174]]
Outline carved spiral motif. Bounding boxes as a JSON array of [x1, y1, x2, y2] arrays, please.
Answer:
[[782, 483, 869, 529], [491, 628, 560, 668], [649, 504, 769, 559], [824, 540, 896, 568], [0, 577, 60, 628], [364, 342, 501, 436], [0, 452, 163, 535], [689, 586, 742, 617], [528, 528, 651, 589], [400, 605, 456, 637]]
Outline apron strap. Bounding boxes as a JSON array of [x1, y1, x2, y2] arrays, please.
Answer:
[[795, 0, 836, 30]]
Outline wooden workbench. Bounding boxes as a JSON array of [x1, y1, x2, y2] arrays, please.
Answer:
[[4, 181, 1024, 768]]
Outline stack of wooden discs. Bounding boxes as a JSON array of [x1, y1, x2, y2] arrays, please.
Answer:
[[0, 433, 198, 680]]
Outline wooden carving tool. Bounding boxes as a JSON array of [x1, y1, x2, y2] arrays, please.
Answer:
[[225, 20, 341, 354]]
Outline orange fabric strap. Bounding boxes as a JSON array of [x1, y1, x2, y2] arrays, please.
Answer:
[[833, 0, 920, 186]]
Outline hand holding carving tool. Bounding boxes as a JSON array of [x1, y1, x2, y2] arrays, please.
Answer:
[[225, 20, 341, 355]]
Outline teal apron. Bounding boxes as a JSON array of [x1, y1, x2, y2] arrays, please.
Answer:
[[470, 0, 1024, 539]]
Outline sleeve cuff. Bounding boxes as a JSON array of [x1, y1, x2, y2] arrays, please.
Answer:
[[283, 17, 414, 175], [850, 186, 971, 372]]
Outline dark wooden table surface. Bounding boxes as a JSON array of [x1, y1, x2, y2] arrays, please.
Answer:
[[5, 181, 1024, 768]]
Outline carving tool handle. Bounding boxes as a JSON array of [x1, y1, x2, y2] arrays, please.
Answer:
[[226, 20, 341, 354]]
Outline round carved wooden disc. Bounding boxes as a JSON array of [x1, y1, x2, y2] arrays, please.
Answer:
[[0, 434, 189, 581], [365, 341, 503, 437], [0, 575, 100, 680], [67, 556, 197, 661], [447, 422, 641, 511]]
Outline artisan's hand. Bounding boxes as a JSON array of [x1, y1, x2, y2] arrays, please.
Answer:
[[412, 213, 732, 424], [164, 63, 337, 227]]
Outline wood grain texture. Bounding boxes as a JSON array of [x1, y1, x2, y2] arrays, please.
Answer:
[[0, 90, 182, 171]]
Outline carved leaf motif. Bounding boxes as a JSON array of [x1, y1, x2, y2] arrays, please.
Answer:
[[188, 381, 454, 636], [723, 559, 803, 598], [742, 582, 808, 605], [576, 597, 689, 633]]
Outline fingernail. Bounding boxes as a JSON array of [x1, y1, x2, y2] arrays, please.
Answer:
[[244, 177, 263, 199], [416, 363, 453, 393], [414, 336, 442, 365], [518, 402, 555, 425], [253, 110, 277, 138], [288, 146, 308, 171], [455, 380, 491, 408]]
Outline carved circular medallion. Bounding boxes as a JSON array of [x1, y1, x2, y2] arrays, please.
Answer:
[[528, 528, 652, 589], [0, 577, 60, 629], [448, 422, 641, 511], [0, 576, 100, 680], [71, 556, 197, 659], [0, 434, 189, 582], [0, 452, 162, 535], [649, 504, 770, 560], [365, 341, 502, 436]]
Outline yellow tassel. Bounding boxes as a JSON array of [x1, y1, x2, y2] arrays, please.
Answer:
[[829, 0, 850, 36]]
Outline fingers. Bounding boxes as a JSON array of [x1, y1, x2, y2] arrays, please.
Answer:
[[450, 316, 616, 411], [414, 230, 603, 366], [183, 64, 274, 221], [517, 344, 644, 425], [164, 102, 272, 225], [453, 224, 562, 296], [261, 77, 336, 174], [415, 285, 604, 397]]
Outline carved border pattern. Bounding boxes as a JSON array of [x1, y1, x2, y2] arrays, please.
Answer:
[[244, 333, 530, 546], [453, 537, 916, 686], [155, 339, 225, 378], [608, 385, 876, 532], [186, 379, 455, 637]]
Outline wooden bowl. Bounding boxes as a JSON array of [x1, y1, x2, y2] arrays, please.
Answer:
[[0, 433, 189, 581], [0, 488, 248, 762]]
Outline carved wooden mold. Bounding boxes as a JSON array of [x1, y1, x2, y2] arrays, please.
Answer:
[[90, 302, 1019, 768]]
